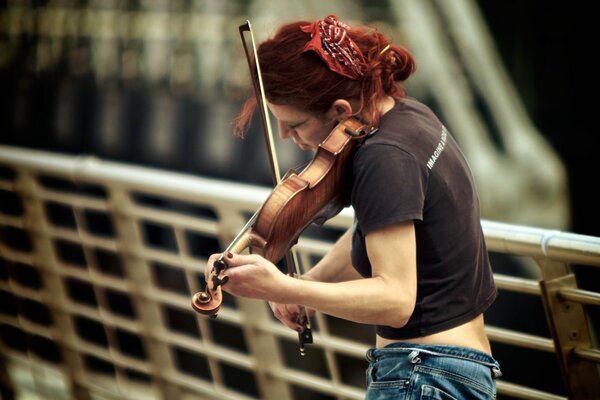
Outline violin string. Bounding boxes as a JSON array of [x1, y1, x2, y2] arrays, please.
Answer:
[[221, 209, 260, 256]]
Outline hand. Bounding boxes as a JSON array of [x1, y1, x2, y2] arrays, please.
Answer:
[[269, 301, 315, 332], [209, 252, 288, 301]]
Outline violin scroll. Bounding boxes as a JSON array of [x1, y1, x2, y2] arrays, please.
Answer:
[[191, 257, 228, 317], [191, 286, 223, 318], [192, 228, 264, 317]]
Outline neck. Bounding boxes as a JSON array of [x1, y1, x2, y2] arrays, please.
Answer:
[[377, 95, 396, 116], [348, 95, 395, 125]]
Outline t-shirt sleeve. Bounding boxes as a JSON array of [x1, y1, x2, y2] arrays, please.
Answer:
[[351, 144, 428, 234]]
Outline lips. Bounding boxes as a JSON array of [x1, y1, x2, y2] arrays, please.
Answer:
[[295, 142, 312, 150], [293, 138, 307, 148]]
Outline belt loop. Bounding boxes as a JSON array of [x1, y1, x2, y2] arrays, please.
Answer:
[[366, 349, 374, 362], [491, 366, 502, 379], [408, 350, 421, 364]]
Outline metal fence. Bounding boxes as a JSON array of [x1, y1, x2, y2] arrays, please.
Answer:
[[0, 145, 599, 400]]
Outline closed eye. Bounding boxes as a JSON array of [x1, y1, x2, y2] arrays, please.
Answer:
[[288, 119, 307, 130]]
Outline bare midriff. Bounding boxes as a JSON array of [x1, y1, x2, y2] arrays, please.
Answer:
[[376, 314, 492, 355]]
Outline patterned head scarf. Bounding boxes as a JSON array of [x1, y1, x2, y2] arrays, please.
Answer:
[[300, 14, 366, 80]]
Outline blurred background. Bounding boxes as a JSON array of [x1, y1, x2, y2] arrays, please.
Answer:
[[0, 0, 598, 399], [1, 0, 598, 237]]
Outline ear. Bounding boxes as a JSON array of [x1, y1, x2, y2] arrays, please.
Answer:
[[326, 99, 353, 121]]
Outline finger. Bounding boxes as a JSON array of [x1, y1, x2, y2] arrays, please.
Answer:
[[206, 253, 222, 271], [277, 314, 303, 332], [224, 252, 265, 268], [272, 307, 283, 320], [207, 253, 221, 262], [269, 302, 303, 332]]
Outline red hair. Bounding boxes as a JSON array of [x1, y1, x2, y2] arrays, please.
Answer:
[[233, 18, 416, 138]]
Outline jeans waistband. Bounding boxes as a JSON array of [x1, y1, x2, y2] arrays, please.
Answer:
[[366, 343, 502, 378]]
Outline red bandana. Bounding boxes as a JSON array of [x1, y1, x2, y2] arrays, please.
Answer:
[[300, 14, 366, 80]]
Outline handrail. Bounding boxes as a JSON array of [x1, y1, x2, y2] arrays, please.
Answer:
[[0, 145, 598, 399], [483, 220, 600, 267]]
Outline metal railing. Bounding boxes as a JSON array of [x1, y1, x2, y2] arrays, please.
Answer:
[[0, 145, 599, 400]]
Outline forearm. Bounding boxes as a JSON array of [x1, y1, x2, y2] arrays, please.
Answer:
[[277, 275, 412, 327], [302, 227, 362, 283]]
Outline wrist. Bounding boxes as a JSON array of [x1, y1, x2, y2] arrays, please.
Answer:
[[300, 271, 318, 282], [274, 273, 303, 303]]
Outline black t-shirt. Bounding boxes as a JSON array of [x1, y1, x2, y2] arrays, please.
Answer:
[[350, 97, 497, 339]]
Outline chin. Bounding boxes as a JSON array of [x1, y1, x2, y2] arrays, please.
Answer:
[[298, 143, 314, 151]]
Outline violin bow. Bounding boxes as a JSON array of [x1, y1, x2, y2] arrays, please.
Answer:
[[239, 20, 313, 355]]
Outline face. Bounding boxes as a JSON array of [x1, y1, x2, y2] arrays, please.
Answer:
[[267, 102, 337, 151]]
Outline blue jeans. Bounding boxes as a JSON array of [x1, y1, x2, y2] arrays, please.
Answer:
[[365, 343, 501, 399]]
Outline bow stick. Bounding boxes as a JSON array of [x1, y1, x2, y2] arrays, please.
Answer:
[[239, 20, 313, 355]]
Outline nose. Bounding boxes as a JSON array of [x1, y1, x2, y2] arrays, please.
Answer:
[[278, 121, 292, 139]]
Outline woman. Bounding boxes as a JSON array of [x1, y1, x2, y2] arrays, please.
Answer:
[[211, 14, 501, 399]]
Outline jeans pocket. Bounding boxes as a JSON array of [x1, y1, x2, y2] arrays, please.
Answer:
[[415, 365, 495, 399], [420, 384, 458, 400], [365, 365, 374, 385], [365, 379, 409, 400]]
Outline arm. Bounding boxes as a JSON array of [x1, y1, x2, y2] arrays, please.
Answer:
[[287, 221, 417, 327], [221, 220, 417, 328], [302, 227, 363, 283]]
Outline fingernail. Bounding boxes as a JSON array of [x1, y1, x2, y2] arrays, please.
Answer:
[[227, 252, 233, 259]]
